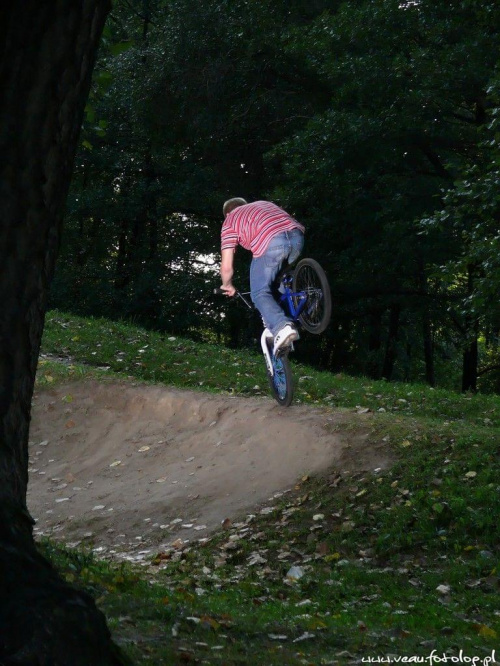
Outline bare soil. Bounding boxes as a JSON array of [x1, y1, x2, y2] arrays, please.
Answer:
[[28, 380, 393, 563]]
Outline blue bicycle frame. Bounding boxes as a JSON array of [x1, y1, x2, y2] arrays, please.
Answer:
[[278, 274, 308, 323]]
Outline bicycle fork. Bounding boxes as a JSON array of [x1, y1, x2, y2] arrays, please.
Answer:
[[260, 328, 274, 376], [260, 328, 294, 376]]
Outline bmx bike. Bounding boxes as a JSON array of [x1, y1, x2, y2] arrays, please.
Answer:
[[215, 258, 331, 407]]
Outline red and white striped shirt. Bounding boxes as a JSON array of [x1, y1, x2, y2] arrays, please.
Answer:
[[221, 201, 304, 258]]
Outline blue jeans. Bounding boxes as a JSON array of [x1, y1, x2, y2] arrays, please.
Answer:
[[250, 229, 304, 336]]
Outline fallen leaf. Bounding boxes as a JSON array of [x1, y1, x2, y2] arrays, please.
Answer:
[[324, 552, 341, 562], [247, 553, 267, 566], [286, 565, 304, 581], [201, 615, 220, 631], [475, 624, 497, 639], [317, 542, 329, 556], [293, 632, 315, 643], [152, 552, 170, 565]]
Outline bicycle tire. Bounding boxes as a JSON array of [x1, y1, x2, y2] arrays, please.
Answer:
[[267, 348, 294, 407], [292, 258, 332, 334]]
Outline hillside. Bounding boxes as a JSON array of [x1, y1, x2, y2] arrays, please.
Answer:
[[34, 312, 500, 664]]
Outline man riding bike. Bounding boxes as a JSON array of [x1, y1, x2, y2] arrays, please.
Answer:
[[219, 198, 305, 355]]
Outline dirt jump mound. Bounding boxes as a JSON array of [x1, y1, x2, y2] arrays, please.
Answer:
[[28, 381, 384, 563]]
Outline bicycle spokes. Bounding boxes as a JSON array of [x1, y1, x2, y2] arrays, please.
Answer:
[[292, 259, 331, 334], [305, 288, 324, 322]]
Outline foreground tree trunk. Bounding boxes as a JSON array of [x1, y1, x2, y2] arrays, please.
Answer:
[[0, 2, 129, 663]]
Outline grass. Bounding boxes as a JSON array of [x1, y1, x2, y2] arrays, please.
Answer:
[[37, 311, 500, 664]]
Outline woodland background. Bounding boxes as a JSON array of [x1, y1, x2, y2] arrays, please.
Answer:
[[52, 0, 500, 393]]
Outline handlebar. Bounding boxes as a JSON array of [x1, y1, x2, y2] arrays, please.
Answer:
[[213, 287, 253, 310]]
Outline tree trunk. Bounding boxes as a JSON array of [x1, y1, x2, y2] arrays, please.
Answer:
[[417, 259, 435, 387], [0, 2, 129, 662], [461, 266, 479, 393], [462, 336, 478, 393], [367, 308, 383, 379], [382, 304, 401, 381], [115, 218, 131, 289], [423, 311, 435, 387]]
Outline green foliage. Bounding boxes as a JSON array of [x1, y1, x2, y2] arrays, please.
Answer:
[[267, 0, 500, 385], [419, 71, 500, 389], [53, 0, 500, 391]]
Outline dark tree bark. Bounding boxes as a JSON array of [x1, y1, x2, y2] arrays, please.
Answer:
[[382, 304, 401, 381], [422, 311, 435, 387], [417, 259, 435, 387], [462, 335, 479, 393], [115, 218, 130, 288], [0, 2, 130, 663], [461, 266, 479, 393], [367, 308, 383, 379]]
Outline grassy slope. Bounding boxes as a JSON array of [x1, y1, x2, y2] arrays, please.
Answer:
[[38, 311, 499, 664]]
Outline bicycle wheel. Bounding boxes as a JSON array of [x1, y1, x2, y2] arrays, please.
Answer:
[[267, 348, 294, 407], [292, 258, 332, 334]]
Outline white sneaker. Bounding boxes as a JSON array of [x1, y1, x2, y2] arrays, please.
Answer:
[[273, 324, 299, 356]]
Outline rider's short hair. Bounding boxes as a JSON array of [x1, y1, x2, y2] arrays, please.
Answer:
[[223, 197, 247, 217]]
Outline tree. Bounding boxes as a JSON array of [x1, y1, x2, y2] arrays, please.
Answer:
[[420, 71, 500, 392], [268, 0, 500, 384], [0, 2, 129, 662], [47, 0, 500, 390]]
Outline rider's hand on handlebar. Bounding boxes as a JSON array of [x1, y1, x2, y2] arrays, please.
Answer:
[[220, 284, 236, 297]]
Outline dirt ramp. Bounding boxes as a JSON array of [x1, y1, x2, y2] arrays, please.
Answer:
[[28, 381, 379, 561]]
